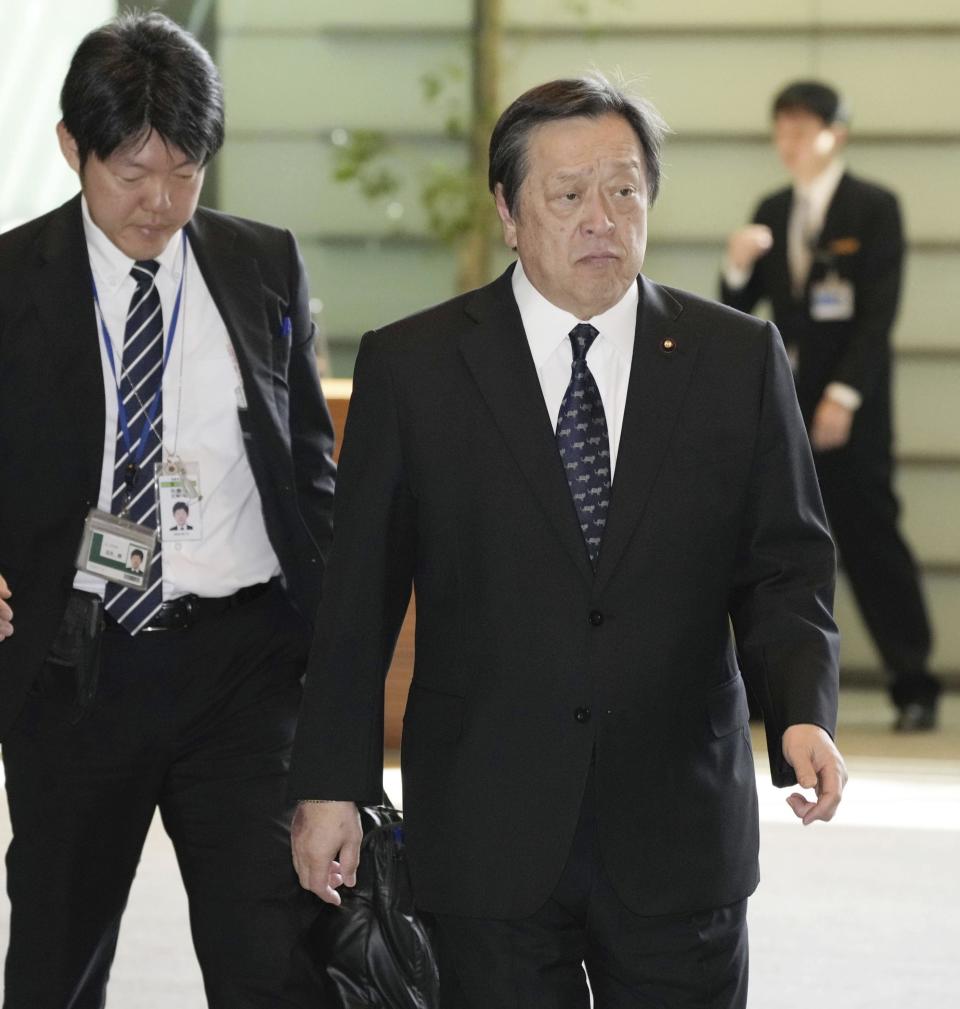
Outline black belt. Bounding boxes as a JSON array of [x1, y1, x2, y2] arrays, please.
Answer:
[[103, 578, 277, 633]]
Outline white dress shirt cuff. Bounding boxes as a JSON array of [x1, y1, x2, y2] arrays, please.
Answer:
[[824, 382, 863, 411]]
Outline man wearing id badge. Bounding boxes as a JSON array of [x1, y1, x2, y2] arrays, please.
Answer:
[[0, 12, 336, 1008], [721, 80, 940, 732]]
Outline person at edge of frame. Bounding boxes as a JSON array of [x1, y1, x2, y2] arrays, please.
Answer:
[[0, 12, 336, 1008]]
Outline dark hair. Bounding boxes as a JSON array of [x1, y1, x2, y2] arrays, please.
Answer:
[[489, 73, 668, 215], [772, 81, 849, 126], [60, 11, 224, 168], [172, 501, 189, 515], [130, 549, 144, 560]]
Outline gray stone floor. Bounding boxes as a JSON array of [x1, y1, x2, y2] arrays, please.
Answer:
[[2, 687, 958, 1007]]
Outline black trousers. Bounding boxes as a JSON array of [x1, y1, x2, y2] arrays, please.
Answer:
[[433, 769, 748, 1009], [2, 582, 321, 1009], [814, 446, 939, 707]]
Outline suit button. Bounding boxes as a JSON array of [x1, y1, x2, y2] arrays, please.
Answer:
[[574, 707, 592, 723], [589, 610, 603, 627]]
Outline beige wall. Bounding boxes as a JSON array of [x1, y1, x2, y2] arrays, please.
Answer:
[[216, 0, 960, 364]]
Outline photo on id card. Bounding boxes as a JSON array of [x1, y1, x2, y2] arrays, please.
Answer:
[[158, 463, 203, 542]]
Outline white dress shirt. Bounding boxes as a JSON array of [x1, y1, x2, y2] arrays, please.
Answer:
[[511, 259, 637, 480], [73, 197, 281, 599], [790, 158, 846, 258]]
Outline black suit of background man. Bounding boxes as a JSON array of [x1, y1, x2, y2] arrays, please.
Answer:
[[722, 80, 940, 731], [0, 13, 334, 1008]]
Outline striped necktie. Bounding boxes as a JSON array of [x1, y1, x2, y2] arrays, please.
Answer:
[[556, 323, 611, 568], [103, 260, 164, 633]]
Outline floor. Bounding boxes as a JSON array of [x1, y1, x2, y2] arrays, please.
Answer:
[[1, 686, 958, 1008]]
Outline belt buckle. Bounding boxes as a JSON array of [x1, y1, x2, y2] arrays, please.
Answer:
[[182, 596, 199, 628], [142, 598, 191, 632]]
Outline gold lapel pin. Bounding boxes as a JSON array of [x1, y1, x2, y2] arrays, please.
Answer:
[[660, 337, 677, 354], [829, 237, 860, 255]]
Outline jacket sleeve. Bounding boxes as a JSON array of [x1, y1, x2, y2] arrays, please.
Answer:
[[287, 330, 417, 804], [829, 189, 904, 399], [728, 322, 840, 786], [285, 230, 337, 568]]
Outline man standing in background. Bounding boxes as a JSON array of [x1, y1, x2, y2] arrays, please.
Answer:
[[0, 13, 334, 1007], [722, 80, 940, 732]]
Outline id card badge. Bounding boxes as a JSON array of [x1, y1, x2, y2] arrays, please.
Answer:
[[76, 509, 157, 590], [810, 273, 855, 321], [157, 459, 203, 542]]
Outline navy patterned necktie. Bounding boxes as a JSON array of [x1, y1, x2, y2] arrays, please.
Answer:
[[556, 323, 611, 568], [104, 260, 165, 633]]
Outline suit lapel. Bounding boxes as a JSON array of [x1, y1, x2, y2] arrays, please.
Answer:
[[28, 196, 105, 499], [458, 268, 595, 586], [769, 190, 794, 301], [185, 210, 278, 422], [594, 277, 698, 594], [817, 173, 852, 243], [811, 172, 853, 278]]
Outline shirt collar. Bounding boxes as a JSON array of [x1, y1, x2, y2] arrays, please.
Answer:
[[81, 194, 185, 293], [794, 159, 845, 219], [511, 258, 638, 372]]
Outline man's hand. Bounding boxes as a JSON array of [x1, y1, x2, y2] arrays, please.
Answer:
[[810, 397, 854, 452], [782, 724, 848, 825], [726, 225, 774, 271], [0, 575, 12, 642], [291, 800, 363, 905]]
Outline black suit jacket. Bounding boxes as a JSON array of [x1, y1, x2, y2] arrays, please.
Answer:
[[721, 172, 903, 452], [289, 266, 839, 920], [0, 195, 336, 741]]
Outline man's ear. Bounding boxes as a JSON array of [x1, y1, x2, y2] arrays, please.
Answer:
[[493, 183, 519, 251], [815, 123, 847, 159], [56, 121, 82, 175], [831, 123, 849, 151]]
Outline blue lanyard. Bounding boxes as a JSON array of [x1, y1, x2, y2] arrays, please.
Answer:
[[92, 234, 187, 478]]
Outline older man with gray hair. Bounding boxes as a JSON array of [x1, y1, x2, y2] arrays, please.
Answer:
[[291, 75, 846, 1008]]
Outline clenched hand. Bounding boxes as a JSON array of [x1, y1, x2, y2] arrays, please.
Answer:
[[782, 723, 848, 825], [291, 800, 363, 905]]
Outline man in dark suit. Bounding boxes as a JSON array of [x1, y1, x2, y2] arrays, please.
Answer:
[[290, 76, 846, 1008], [0, 13, 335, 1007], [722, 80, 940, 731]]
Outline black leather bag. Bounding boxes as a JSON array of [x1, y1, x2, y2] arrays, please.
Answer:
[[308, 802, 440, 1009]]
